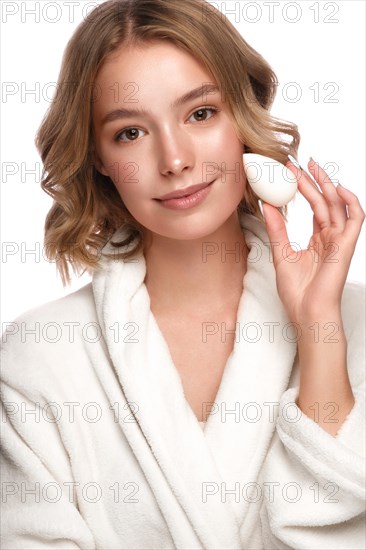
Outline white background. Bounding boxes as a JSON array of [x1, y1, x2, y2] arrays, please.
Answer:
[[1, 0, 365, 323]]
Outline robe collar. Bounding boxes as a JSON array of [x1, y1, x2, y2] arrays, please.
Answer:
[[92, 212, 297, 548]]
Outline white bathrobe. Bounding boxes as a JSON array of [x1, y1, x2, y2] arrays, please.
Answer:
[[1, 213, 365, 550]]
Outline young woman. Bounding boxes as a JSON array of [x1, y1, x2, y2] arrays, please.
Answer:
[[1, 0, 365, 548]]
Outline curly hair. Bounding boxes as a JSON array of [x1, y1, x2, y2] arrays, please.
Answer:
[[36, 0, 300, 285]]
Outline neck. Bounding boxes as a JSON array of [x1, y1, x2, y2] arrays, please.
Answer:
[[143, 211, 248, 315]]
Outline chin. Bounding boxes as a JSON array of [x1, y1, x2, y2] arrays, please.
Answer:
[[147, 217, 233, 242]]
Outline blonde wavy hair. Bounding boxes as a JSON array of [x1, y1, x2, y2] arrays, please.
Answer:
[[36, 0, 300, 285]]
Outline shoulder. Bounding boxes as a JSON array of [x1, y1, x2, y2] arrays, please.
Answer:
[[4, 282, 95, 329], [1, 282, 98, 396], [2, 282, 96, 345]]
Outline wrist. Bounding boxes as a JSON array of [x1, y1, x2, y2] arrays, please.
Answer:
[[293, 303, 342, 325], [293, 309, 345, 348]]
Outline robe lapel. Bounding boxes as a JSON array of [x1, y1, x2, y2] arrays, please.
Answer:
[[203, 218, 298, 527], [92, 214, 297, 548], [93, 246, 242, 548]]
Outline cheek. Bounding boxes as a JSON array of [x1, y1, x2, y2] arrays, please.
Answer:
[[111, 163, 152, 216], [114, 162, 141, 191], [99, 148, 145, 202], [206, 122, 244, 161], [212, 128, 246, 188]]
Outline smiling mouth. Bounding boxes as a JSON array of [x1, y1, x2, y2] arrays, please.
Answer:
[[155, 181, 214, 201], [153, 180, 215, 210]]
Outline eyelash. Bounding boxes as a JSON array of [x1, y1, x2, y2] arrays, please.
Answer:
[[114, 106, 220, 143]]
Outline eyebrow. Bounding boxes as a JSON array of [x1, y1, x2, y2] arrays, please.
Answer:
[[101, 83, 220, 125]]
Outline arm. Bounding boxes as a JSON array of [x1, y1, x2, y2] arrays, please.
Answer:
[[259, 158, 365, 549], [259, 283, 365, 549], [295, 312, 354, 436], [1, 345, 96, 549], [262, 156, 365, 436]]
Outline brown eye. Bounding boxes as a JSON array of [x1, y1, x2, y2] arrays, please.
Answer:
[[117, 127, 142, 142], [125, 128, 139, 140], [194, 109, 208, 121], [189, 107, 218, 124]]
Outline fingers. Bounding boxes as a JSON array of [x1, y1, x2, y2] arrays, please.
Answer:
[[261, 202, 292, 268], [264, 157, 365, 262], [287, 160, 330, 229], [287, 158, 348, 231], [312, 213, 320, 235], [307, 158, 348, 230], [335, 184, 366, 241]]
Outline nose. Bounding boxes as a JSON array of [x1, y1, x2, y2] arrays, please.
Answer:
[[156, 126, 195, 178]]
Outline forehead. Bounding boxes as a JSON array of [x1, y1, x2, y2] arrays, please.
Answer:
[[93, 41, 216, 110]]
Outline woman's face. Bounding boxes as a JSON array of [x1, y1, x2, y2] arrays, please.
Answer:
[[93, 40, 247, 241]]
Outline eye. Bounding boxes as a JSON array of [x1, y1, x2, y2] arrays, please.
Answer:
[[114, 106, 219, 143], [115, 127, 144, 142], [188, 106, 219, 123]]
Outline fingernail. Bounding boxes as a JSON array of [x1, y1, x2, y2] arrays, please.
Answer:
[[258, 199, 264, 216], [309, 156, 317, 165], [288, 154, 301, 169]]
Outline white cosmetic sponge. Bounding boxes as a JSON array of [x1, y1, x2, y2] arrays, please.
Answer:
[[243, 153, 298, 207]]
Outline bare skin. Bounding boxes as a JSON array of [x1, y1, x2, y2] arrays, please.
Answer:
[[144, 213, 248, 421]]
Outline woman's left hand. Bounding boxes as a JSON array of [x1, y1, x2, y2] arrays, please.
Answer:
[[262, 157, 365, 325]]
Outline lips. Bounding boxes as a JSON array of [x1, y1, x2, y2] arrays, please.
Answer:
[[155, 181, 213, 201]]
